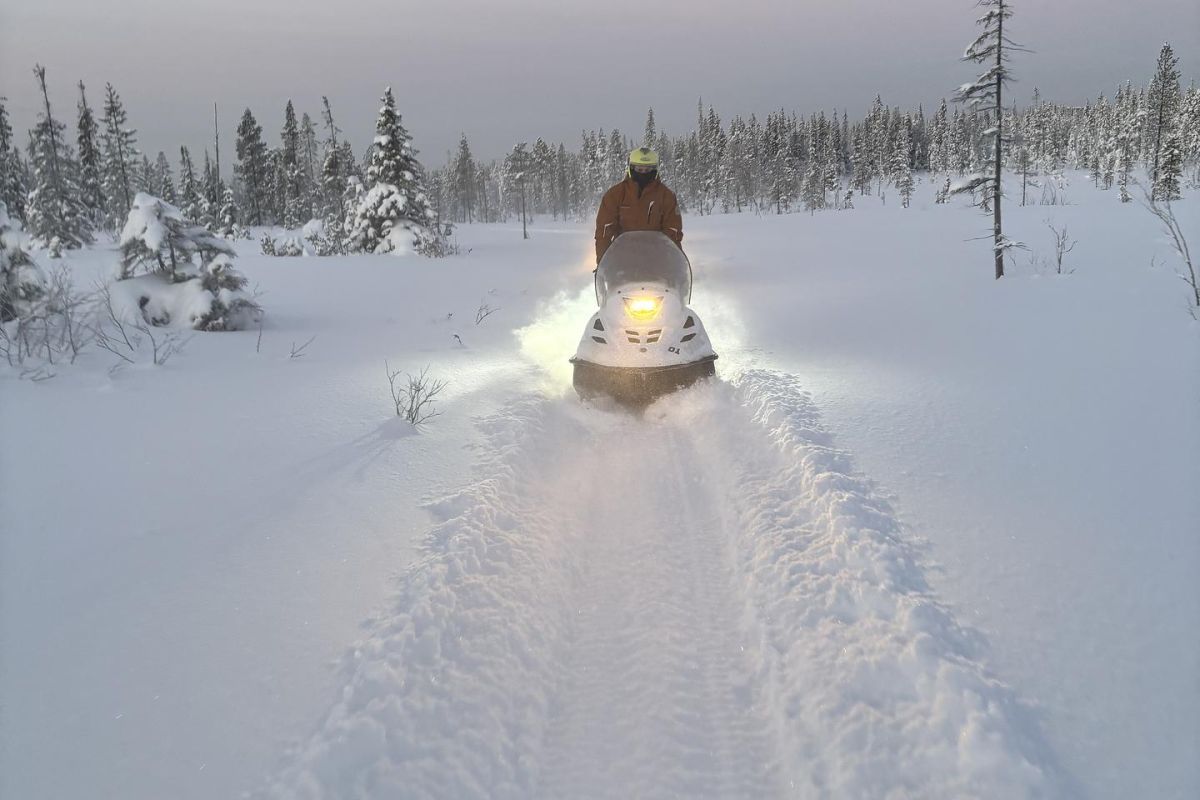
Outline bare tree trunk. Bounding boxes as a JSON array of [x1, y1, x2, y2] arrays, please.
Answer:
[[520, 182, 528, 240], [214, 103, 220, 192], [993, 8, 1005, 280]]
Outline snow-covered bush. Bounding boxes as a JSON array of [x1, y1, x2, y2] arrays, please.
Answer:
[[260, 233, 304, 257], [116, 193, 262, 331], [0, 202, 48, 322], [0, 210, 89, 374]]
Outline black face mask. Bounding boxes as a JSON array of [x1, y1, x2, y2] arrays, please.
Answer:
[[630, 168, 657, 189]]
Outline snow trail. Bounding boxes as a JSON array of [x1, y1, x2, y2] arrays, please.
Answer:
[[263, 371, 1066, 799]]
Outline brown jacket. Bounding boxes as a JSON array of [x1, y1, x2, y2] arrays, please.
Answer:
[[594, 177, 683, 263]]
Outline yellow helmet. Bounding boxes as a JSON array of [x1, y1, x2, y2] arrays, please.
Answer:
[[627, 147, 660, 178]]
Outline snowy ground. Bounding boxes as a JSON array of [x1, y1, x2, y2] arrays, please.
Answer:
[[2, 176, 1197, 799]]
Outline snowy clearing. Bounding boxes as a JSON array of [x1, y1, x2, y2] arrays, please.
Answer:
[[2, 177, 1197, 800]]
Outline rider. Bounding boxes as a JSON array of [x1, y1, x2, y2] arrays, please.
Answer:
[[594, 147, 683, 264]]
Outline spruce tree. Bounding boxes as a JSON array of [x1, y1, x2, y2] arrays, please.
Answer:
[[0, 98, 26, 220], [644, 108, 657, 147], [1156, 127, 1184, 201], [75, 82, 105, 227], [26, 65, 91, 251], [319, 96, 347, 220], [452, 133, 476, 223], [1146, 43, 1181, 200], [300, 111, 319, 215], [178, 146, 208, 225], [100, 83, 140, 227], [234, 108, 269, 225], [100, 83, 141, 226], [280, 100, 305, 227], [348, 87, 437, 254], [153, 151, 176, 204], [893, 117, 915, 208]]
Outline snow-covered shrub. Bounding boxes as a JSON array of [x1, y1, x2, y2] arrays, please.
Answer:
[[116, 193, 262, 331], [0, 202, 48, 322], [260, 233, 304, 257]]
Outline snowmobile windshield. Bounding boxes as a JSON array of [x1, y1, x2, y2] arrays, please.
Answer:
[[596, 231, 692, 302]]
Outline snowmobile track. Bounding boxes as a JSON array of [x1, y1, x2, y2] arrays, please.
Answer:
[[263, 371, 1068, 800], [534, 423, 783, 799]]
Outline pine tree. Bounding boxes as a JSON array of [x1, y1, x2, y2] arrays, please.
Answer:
[[75, 82, 104, 227], [177, 146, 208, 225], [0, 98, 27, 220], [452, 133, 476, 223], [317, 96, 347, 221], [348, 87, 437, 254], [26, 65, 91, 251], [279, 100, 305, 227], [1115, 84, 1138, 203], [234, 108, 269, 225], [503, 141, 533, 239], [154, 152, 176, 203], [100, 83, 140, 227], [1146, 43, 1181, 200], [1156, 127, 1184, 201], [217, 185, 242, 239], [299, 111, 320, 217], [139, 154, 155, 197], [893, 116, 915, 208], [644, 108, 657, 147]]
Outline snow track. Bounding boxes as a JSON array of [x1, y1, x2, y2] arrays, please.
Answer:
[[264, 371, 1065, 800]]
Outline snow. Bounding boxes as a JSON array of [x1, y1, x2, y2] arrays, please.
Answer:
[[2, 175, 1197, 800], [119, 191, 183, 254]]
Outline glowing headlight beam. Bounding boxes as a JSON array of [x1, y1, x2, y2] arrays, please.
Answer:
[[624, 296, 663, 320]]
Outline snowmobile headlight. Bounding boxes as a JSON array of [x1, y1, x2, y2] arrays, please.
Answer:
[[624, 296, 663, 320]]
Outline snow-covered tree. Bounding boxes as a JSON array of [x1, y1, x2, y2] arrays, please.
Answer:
[[451, 133, 476, 223], [1146, 43, 1181, 200], [279, 100, 305, 228], [0, 98, 27, 221], [644, 108, 657, 148], [953, 0, 1022, 279], [153, 151, 176, 204], [1156, 126, 1184, 201], [177, 146, 208, 226], [0, 201, 47, 322], [26, 65, 92, 252], [217, 185, 243, 240], [893, 116, 915, 208], [234, 108, 269, 225], [502, 141, 533, 238], [117, 192, 259, 330], [347, 87, 438, 255], [75, 82, 105, 227], [100, 83, 141, 227]]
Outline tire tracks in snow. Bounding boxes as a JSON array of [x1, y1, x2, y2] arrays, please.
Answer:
[[262, 371, 1070, 800]]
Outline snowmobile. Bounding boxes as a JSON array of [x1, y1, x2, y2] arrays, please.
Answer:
[[570, 231, 717, 406]]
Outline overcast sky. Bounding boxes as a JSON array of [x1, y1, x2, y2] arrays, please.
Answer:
[[2, 0, 1197, 169]]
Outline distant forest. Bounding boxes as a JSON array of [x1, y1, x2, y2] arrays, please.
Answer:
[[1, 41, 1194, 256]]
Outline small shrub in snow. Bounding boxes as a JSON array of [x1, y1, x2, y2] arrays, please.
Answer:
[[385, 361, 447, 425], [259, 233, 304, 257], [0, 267, 90, 375], [1044, 220, 1077, 275], [117, 193, 262, 331]]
